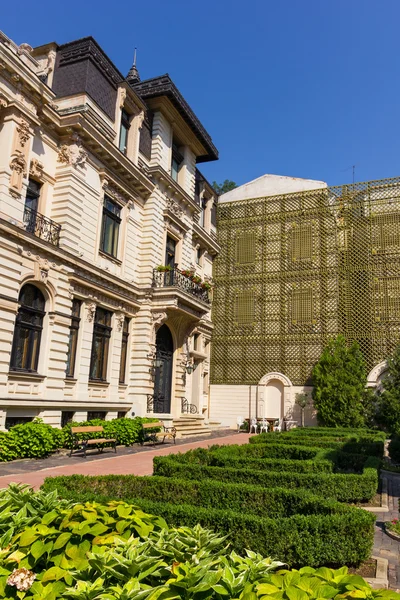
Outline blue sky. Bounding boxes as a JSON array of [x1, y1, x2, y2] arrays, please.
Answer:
[[3, 0, 400, 188]]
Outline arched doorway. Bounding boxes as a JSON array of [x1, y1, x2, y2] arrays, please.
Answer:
[[154, 324, 174, 413], [265, 379, 284, 419]]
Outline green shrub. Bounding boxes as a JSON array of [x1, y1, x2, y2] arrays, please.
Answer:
[[169, 448, 334, 473], [0, 431, 18, 462], [249, 433, 385, 457], [41, 476, 375, 568], [211, 442, 321, 460], [6, 419, 60, 459], [389, 436, 400, 463], [153, 456, 380, 502], [42, 473, 350, 518], [61, 416, 155, 449]]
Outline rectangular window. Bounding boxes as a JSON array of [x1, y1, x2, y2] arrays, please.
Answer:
[[87, 411, 107, 421], [375, 278, 400, 322], [119, 317, 130, 384], [5, 416, 33, 430], [117, 411, 127, 419], [211, 201, 217, 226], [171, 143, 183, 182], [100, 196, 121, 258], [66, 299, 81, 378], [89, 307, 112, 382], [235, 291, 255, 325], [236, 232, 256, 265], [24, 179, 42, 234], [291, 288, 314, 325], [119, 109, 130, 155], [165, 235, 176, 268], [372, 214, 400, 253], [61, 411, 75, 428], [290, 223, 313, 262], [196, 247, 202, 265], [199, 198, 207, 228]]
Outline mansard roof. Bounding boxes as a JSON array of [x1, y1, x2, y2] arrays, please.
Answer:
[[132, 74, 218, 163]]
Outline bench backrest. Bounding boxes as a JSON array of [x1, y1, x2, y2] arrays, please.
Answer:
[[142, 422, 163, 429], [71, 426, 104, 434]]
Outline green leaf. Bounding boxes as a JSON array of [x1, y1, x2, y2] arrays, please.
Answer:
[[53, 532, 72, 550], [42, 566, 67, 582], [31, 539, 46, 560], [19, 528, 39, 547], [285, 587, 309, 600]]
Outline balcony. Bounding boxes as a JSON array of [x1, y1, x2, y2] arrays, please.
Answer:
[[152, 266, 211, 305], [23, 207, 61, 247]]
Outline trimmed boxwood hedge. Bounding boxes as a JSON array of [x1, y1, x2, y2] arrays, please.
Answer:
[[168, 448, 334, 473], [249, 434, 384, 457], [210, 442, 322, 460], [153, 455, 380, 502], [288, 427, 385, 440], [41, 475, 375, 567], [388, 436, 400, 463]]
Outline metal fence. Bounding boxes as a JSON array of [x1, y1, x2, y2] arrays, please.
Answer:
[[211, 176, 400, 385]]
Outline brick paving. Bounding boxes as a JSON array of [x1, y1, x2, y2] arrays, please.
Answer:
[[373, 472, 400, 590], [0, 431, 251, 489]]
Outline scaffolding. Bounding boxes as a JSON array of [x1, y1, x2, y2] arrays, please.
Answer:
[[211, 176, 400, 385]]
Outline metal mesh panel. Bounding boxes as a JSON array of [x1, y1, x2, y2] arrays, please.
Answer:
[[211, 176, 400, 385]]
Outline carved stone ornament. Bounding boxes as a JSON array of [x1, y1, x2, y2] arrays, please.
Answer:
[[9, 152, 27, 191], [58, 133, 88, 168], [166, 198, 183, 218], [0, 93, 8, 110], [115, 313, 125, 332], [119, 88, 127, 108], [18, 43, 33, 55], [29, 158, 44, 179], [37, 50, 56, 81], [86, 302, 96, 322]]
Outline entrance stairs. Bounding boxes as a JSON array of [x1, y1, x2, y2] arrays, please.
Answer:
[[172, 415, 212, 439]]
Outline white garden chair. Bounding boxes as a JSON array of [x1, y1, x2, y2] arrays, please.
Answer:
[[249, 418, 258, 434], [259, 419, 269, 433], [273, 419, 283, 432], [236, 416, 245, 432]]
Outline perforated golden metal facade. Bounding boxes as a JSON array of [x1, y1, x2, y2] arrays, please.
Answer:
[[211, 176, 400, 385]]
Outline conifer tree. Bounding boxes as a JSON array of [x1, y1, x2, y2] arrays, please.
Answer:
[[312, 335, 367, 427]]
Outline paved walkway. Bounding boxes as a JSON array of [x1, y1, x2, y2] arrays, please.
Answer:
[[373, 472, 400, 590], [0, 432, 251, 489]]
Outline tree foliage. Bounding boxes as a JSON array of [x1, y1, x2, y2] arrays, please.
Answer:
[[212, 179, 237, 195], [295, 393, 311, 427], [312, 335, 368, 427], [376, 344, 400, 434]]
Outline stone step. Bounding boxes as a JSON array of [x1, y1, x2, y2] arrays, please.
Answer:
[[177, 427, 212, 438]]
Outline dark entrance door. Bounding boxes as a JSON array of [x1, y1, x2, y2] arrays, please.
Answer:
[[154, 324, 173, 413]]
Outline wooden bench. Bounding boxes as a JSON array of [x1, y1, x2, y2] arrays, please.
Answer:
[[141, 421, 176, 446], [70, 426, 117, 458]]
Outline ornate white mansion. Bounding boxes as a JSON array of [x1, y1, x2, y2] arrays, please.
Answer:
[[0, 31, 219, 431]]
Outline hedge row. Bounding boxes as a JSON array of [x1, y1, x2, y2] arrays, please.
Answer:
[[168, 448, 334, 473], [153, 455, 380, 502], [0, 416, 156, 461], [249, 434, 385, 457], [42, 474, 349, 518], [209, 442, 321, 460], [42, 475, 375, 567], [289, 427, 385, 440]]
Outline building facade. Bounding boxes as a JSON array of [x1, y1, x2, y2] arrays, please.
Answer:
[[0, 31, 219, 430], [210, 174, 400, 427]]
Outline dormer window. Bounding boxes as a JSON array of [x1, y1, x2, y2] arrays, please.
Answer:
[[171, 142, 183, 182], [119, 109, 131, 155]]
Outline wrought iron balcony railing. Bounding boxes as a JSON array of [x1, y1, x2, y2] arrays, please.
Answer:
[[23, 207, 61, 247], [181, 397, 197, 414], [152, 266, 210, 304]]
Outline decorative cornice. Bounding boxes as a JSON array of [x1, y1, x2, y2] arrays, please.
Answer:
[[132, 74, 218, 163]]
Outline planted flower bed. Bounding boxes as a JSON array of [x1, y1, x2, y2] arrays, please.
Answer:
[[0, 485, 393, 600]]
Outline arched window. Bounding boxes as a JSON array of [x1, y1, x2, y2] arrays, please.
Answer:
[[10, 284, 45, 372]]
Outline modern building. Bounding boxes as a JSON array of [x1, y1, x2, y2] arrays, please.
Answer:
[[0, 31, 219, 431], [209, 173, 400, 427]]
